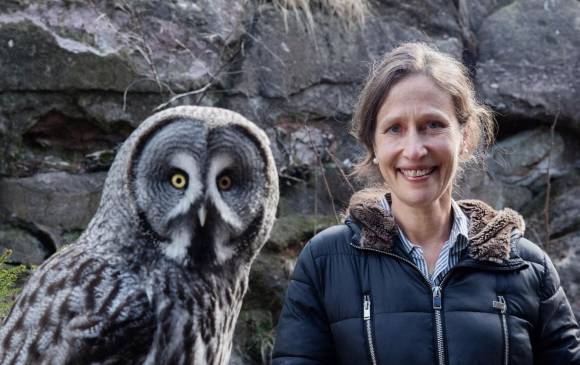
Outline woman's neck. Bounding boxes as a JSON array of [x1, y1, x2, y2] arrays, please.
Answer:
[[390, 193, 453, 249]]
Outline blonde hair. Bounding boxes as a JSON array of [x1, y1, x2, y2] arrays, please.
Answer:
[[351, 42, 495, 184]]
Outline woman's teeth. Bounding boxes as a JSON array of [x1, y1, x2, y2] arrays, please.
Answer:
[[400, 168, 434, 177]]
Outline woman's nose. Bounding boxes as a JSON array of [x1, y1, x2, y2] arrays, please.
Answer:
[[402, 131, 428, 160]]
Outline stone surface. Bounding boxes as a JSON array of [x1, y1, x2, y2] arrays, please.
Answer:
[[267, 214, 338, 253], [0, 18, 136, 91], [487, 129, 570, 188], [524, 173, 580, 244], [457, 127, 580, 211], [0, 92, 169, 177], [226, 1, 463, 125], [547, 231, 580, 321], [0, 172, 107, 231], [0, 223, 51, 265], [0, 0, 249, 93], [475, 0, 580, 132]]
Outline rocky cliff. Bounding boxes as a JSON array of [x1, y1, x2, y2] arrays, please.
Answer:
[[1, 0, 579, 363]]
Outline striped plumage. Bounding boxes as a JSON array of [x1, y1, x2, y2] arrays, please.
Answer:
[[0, 106, 279, 364]]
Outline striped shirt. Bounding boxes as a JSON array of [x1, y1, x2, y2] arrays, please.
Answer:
[[380, 197, 470, 286]]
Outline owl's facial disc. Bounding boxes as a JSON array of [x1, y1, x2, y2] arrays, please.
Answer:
[[134, 119, 269, 267]]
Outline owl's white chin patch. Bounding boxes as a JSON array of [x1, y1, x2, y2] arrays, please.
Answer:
[[215, 233, 235, 264], [164, 229, 191, 262]]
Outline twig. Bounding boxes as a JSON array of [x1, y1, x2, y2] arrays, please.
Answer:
[[304, 122, 339, 224], [544, 108, 560, 247], [123, 78, 173, 112], [244, 32, 286, 67], [326, 149, 355, 193], [153, 83, 213, 112], [123, 78, 152, 111]]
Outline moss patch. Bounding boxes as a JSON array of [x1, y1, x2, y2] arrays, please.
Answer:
[[0, 249, 33, 322]]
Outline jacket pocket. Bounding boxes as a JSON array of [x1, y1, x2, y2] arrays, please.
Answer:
[[493, 295, 509, 365], [363, 294, 378, 365]]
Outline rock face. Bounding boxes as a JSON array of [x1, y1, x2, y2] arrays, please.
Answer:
[[474, 0, 580, 132], [1, 0, 580, 363]]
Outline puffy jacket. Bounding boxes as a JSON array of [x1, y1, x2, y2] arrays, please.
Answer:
[[272, 198, 580, 365]]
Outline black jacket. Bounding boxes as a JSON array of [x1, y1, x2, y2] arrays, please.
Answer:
[[272, 198, 580, 365]]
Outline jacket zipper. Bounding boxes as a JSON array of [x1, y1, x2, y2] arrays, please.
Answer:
[[493, 296, 509, 365], [352, 244, 452, 365], [432, 285, 445, 365], [363, 294, 378, 365]]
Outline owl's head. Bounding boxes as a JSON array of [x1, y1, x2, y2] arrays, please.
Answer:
[[92, 106, 278, 268]]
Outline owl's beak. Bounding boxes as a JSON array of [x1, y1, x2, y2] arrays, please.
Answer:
[[197, 206, 207, 228]]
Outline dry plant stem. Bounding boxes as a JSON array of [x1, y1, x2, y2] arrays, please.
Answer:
[[244, 32, 286, 66], [90, 1, 168, 109], [304, 122, 340, 224], [326, 149, 355, 193], [119, 0, 164, 94], [544, 108, 559, 248], [153, 83, 212, 112], [269, 0, 368, 33]]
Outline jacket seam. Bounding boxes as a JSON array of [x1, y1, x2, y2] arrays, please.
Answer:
[[538, 253, 560, 301], [308, 244, 325, 299]]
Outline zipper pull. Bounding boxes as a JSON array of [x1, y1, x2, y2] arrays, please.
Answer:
[[363, 294, 371, 320], [493, 295, 507, 314], [432, 286, 442, 310]]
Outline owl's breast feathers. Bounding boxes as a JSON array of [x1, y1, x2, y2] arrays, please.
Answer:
[[0, 245, 155, 364], [0, 243, 246, 365]]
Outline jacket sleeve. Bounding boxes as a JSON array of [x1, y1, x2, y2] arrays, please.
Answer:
[[534, 252, 580, 364], [272, 242, 336, 365]]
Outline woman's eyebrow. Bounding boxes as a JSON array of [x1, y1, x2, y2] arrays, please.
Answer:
[[378, 108, 452, 126]]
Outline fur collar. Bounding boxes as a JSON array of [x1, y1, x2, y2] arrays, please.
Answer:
[[348, 191, 526, 264]]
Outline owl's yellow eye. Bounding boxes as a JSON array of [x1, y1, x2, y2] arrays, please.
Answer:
[[217, 175, 233, 191], [170, 173, 188, 189]]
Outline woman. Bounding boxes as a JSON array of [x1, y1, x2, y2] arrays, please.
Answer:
[[272, 43, 580, 365]]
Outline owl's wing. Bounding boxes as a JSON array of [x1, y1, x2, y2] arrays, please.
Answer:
[[0, 249, 156, 364]]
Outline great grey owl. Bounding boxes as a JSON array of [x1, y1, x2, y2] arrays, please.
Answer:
[[0, 106, 279, 365]]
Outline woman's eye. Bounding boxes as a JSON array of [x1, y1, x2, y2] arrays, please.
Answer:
[[427, 121, 444, 129], [217, 174, 233, 191], [386, 124, 401, 134], [170, 172, 188, 189]]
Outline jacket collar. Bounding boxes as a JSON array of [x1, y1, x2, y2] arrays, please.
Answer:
[[348, 191, 526, 265]]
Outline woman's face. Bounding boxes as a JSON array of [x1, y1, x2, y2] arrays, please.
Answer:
[[373, 73, 464, 209]]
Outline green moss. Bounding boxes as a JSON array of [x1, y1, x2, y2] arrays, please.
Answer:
[[0, 249, 32, 321]]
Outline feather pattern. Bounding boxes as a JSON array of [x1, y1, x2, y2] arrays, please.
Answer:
[[0, 106, 279, 364]]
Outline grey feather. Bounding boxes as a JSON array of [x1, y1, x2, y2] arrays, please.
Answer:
[[0, 106, 279, 365]]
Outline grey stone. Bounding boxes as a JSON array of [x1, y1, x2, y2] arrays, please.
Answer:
[[476, 0, 580, 132], [0, 224, 51, 265], [0, 18, 137, 91], [488, 128, 572, 188], [545, 232, 580, 320], [0, 0, 249, 93], [534, 184, 580, 240], [0, 92, 168, 177], [228, 1, 462, 125], [0, 172, 106, 231], [267, 214, 338, 253], [455, 165, 533, 212], [245, 252, 294, 313], [457, 127, 580, 212], [522, 171, 580, 244]]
